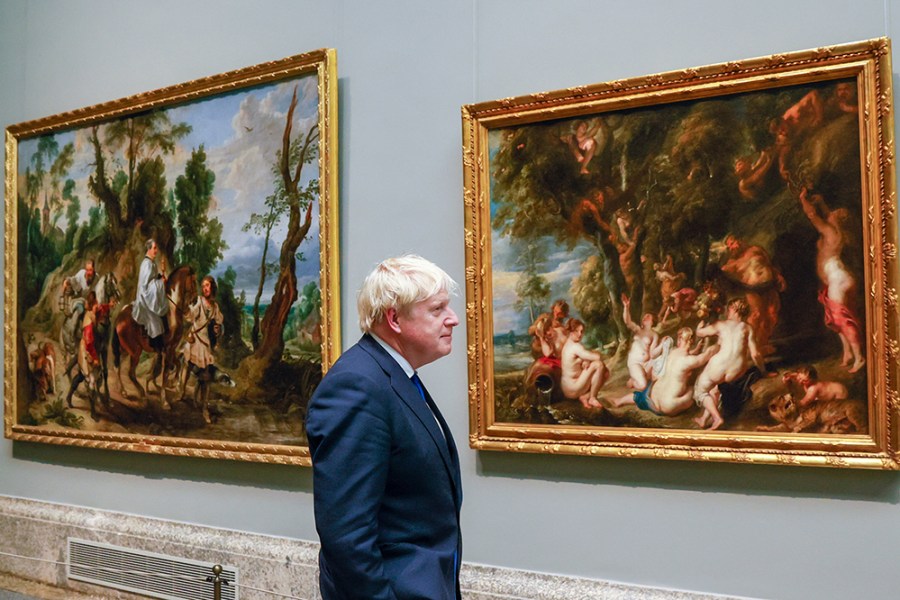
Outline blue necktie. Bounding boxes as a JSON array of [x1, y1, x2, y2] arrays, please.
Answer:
[[411, 373, 426, 400]]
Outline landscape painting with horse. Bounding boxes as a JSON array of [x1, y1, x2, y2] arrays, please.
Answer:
[[12, 69, 330, 453]]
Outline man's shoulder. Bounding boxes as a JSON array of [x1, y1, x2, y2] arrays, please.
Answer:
[[309, 340, 390, 409], [325, 337, 401, 385], [329, 338, 381, 372]]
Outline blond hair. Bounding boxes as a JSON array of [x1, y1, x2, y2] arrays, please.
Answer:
[[357, 255, 457, 333]]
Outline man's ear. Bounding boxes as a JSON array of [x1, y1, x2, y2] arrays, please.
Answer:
[[385, 307, 402, 334]]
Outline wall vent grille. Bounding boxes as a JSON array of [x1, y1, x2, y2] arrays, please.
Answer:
[[67, 538, 238, 600]]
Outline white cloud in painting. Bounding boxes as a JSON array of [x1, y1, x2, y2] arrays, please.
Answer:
[[202, 77, 320, 298], [490, 230, 593, 333], [209, 78, 318, 216], [19, 75, 322, 305]]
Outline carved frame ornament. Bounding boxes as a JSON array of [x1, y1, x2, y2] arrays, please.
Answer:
[[5, 49, 339, 465], [462, 39, 899, 468]]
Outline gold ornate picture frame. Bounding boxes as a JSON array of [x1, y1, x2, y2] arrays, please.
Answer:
[[5, 49, 339, 465], [462, 39, 899, 468]]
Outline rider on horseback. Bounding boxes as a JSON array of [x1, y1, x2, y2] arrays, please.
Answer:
[[60, 258, 97, 336], [132, 239, 169, 352], [62, 259, 96, 296]]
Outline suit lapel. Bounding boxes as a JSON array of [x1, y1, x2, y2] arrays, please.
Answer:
[[419, 383, 463, 508], [359, 335, 461, 502]]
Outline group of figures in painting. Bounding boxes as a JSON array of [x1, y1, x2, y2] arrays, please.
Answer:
[[501, 79, 868, 434], [28, 240, 233, 426], [526, 233, 863, 433], [12, 70, 328, 445]]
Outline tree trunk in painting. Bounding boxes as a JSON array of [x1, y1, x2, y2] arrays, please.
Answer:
[[87, 126, 127, 249], [250, 86, 317, 371]]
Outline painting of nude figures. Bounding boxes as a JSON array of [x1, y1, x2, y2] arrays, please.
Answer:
[[4, 50, 339, 465], [462, 39, 900, 468]]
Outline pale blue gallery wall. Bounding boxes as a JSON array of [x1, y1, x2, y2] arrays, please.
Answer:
[[1, 2, 899, 599]]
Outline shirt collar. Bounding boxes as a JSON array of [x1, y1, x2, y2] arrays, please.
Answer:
[[369, 332, 415, 378]]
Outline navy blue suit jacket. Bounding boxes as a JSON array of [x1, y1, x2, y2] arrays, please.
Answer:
[[307, 334, 463, 600]]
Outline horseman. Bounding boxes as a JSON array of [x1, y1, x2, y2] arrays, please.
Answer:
[[60, 259, 97, 342], [62, 258, 97, 300], [113, 260, 197, 404], [132, 239, 169, 352]]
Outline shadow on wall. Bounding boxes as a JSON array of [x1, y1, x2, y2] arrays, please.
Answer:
[[477, 450, 900, 503], [12, 442, 313, 493]]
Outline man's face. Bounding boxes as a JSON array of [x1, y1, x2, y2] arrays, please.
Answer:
[[147, 243, 159, 259], [835, 82, 855, 104], [396, 289, 459, 369], [201, 279, 212, 299], [84, 262, 95, 281]]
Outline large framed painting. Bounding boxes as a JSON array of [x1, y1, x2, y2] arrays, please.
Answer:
[[462, 39, 900, 468], [5, 49, 339, 465]]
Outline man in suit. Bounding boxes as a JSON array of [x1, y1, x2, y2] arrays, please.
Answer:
[[306, 255, 463, 599]]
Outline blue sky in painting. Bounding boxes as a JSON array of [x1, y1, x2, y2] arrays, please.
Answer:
[[17, 74, 321, 303], [487, 129, 594, 334], [491, 230, 593, 334]]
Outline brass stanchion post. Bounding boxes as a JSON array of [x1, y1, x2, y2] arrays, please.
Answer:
[[207, 564, 224, 600]]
